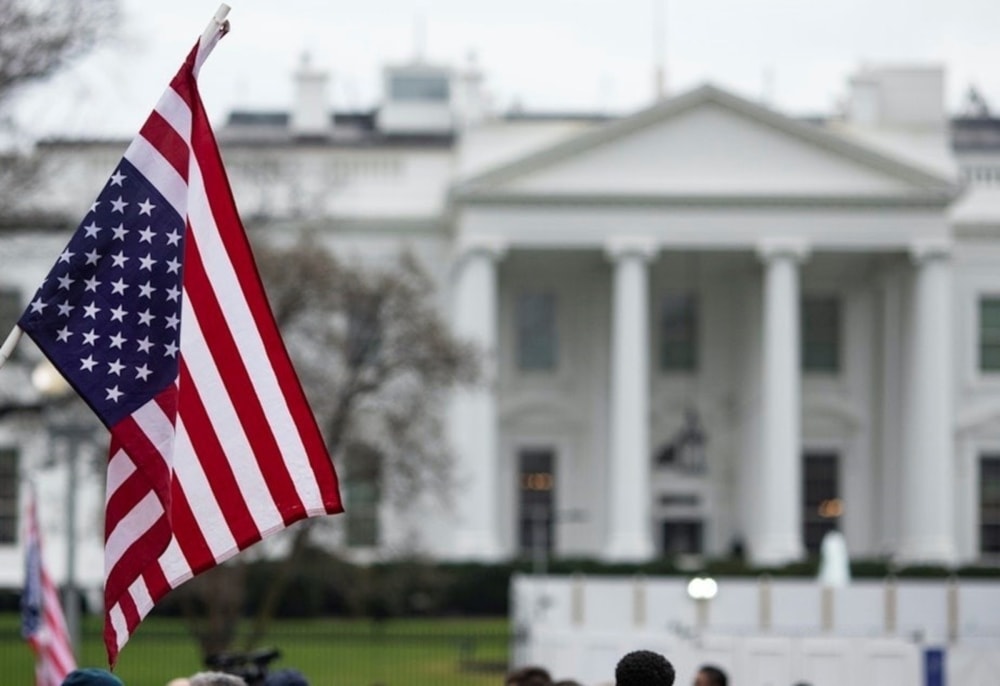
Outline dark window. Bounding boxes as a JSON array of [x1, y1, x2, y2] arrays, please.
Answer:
[[346, 300, 382, 368], [803, 451, 841, 554], [0, 288, 21, 360], [516, 293, 557, 371], [661, 519, 703, 555], [390, 74, 450, 102], [979, 298, 1000, 372], [980, 455, 1000, 554], [518, 448, 555, 556], [660, 294, 697, 371], [343, 444, 381, 548], [0, 448, 18, 544], [802, 296, 840, 373]]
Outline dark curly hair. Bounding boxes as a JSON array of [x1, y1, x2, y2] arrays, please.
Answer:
[[614, 650, 676, 686]]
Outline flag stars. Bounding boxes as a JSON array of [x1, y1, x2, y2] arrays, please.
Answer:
[[138, 282, 156, 299], [83, 221, 102, 238], [112, 224, 129, 241], [80, 355, 97, 372], [89, 200, 100, 214], [108, 332, 126, 349], [137, 309, 154, 326], [57, 301, 74, 317], [108, 360, 125, 376], [135, 364, 152, 382], [111, 251, 129, 268], [56, 327, 72, 343], [57, 274, 74, 290], [109, 170, 126, 186], [83, 302, 100, 319], [164, 313, 180, 330], [110, 197, 128, 213], [165, 229, 181, 247], [165, 257, 181, 275], [57, 249, 74, 264], [84, 249, 101, 265], [138, 254, 156, 271], [110, 278, 129, 295], [136, 336, 153, 353], [84, 276, 101, 292], [163, 341, 178, 358], [29, 298, 47, 314], [82, 330, 99, 346], [138, 199, 155, 216], [138, 226, 155, 243], [106, 386, 123, 402], [109, 305, 127, 322], [165, 286, 180, 302]]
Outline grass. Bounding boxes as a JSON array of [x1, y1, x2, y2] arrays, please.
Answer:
[[1, 615, 511, 686]]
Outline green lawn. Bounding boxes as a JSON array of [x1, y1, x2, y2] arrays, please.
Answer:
[[1, 615, 511, 686]]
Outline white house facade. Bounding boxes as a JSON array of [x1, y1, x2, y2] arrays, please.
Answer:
[[2, 59, 1000, 591]]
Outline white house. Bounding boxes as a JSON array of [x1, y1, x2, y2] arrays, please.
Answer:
[[2, 58, 1000, 592]]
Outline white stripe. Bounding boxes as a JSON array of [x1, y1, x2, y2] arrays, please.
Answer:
[[127, 575, 155, 618], [104, 491, 165, 569], [157, 537, 192, 589], [156, 86, 193, 143], [130, 397, 177, 470], [108, 603, 128, 653], [179, 296, 285, 532], [186, 155, 325, 509], [123, 134, 187, 219], [105, 449, 136, 502], [171, 415, 240, 558]]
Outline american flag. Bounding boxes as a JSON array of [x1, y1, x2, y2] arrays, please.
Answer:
[[16, 27, 342, 665], [22, 490, 76, 686]]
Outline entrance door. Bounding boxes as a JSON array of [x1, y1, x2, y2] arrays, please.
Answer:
[[518, 448, 555, 557]]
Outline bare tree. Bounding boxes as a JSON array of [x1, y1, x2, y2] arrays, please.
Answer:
[[0, 0, 120, 215], [171, 233, 481, 657]]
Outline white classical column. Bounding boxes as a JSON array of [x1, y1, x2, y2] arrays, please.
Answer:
[[604, 237, 657, 561], [898, 240, 955, 564], [754, 239, 809, 566], [448, 236, 506, 560]]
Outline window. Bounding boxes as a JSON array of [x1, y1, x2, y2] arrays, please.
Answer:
[[802, 296, 841, 373], [516, 293, 557, 371], [661, 520, 703, 555], [390, 74, 450, 102], [660, 294, 697, 371], [803, 451, 841, 555], [0, 448, 19, 544], [346, 301, 382, 368], [980, 455, 1000, 554], [343, 444, 381, 548], [979, 298, 1000, 372], [518, 449, 555, 557], [0, 288, 21, 359]]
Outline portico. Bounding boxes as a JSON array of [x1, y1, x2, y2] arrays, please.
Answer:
[[446, 85, 959, 566]]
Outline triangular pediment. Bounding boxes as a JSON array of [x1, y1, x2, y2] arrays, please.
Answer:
[[456, 85, 956, 203]]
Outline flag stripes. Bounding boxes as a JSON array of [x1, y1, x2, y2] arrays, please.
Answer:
[[98, 41, 341, 664]]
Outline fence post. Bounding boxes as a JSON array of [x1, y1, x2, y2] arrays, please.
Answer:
[[884, 575, 897, 636], [632, 574, 646, 629], [758, 574, 772, 632]]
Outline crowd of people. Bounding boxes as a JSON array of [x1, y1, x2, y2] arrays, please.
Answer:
[[56, 650, 735, 686]]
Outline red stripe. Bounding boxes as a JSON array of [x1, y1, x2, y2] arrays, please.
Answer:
[[190, 96, 341, 514], [181, 231, 306, 523], [104, 465, 155, 541], [168, 479, 216, 576], [139, 110, 189, 182], [178, 359, 263, 548], [141, 560, 171, 601], [104, 514, 171, 617], [109, 407, 174, 512]]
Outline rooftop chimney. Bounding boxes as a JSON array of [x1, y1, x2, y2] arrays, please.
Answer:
[[291, 53, 332, 138]]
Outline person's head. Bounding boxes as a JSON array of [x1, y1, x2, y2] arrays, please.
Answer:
[[264, 669, 309, 686], [694, 665, 728, 686], [614, 650, 675, 686], [188, 673, 246, 686], [61, 669, 125, 686], [506, 665, 553, 686]]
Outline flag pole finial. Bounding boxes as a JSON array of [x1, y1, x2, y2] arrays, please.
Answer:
[[202, 4, 232, 46]]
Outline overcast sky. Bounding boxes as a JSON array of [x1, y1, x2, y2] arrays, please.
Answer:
[[9, 0, 1000, 138]]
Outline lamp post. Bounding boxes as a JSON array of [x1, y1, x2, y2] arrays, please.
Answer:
[[31, 360, 86, 654], [687, 575, 718, 634]]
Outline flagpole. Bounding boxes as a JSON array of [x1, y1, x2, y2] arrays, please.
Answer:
[[0, 327, 22, 370], [202, 4, 232, 45]]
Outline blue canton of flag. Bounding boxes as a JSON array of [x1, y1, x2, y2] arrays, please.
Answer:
[[18, 159, 184, 426]]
